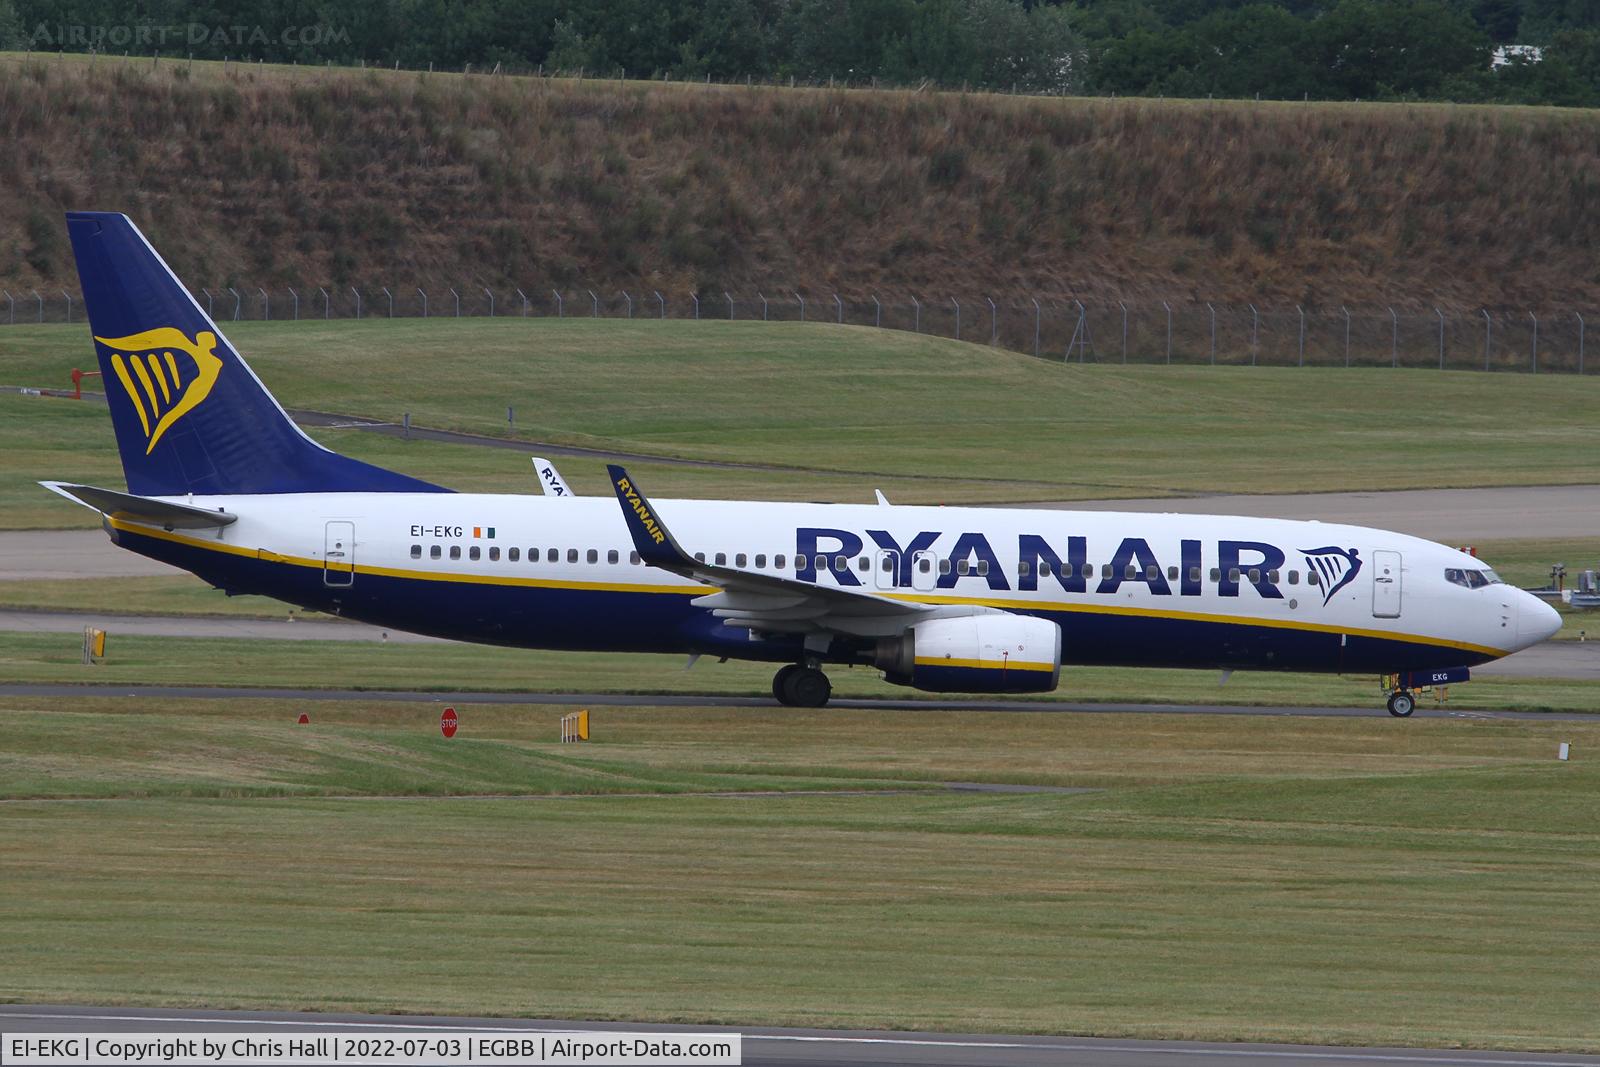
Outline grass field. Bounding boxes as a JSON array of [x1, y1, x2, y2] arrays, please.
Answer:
[[3, 696, 1597, 1048], [2, 629, 1597, 712], [6, 320, 1600, 528]]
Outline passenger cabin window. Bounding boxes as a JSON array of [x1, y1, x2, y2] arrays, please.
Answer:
[[430, 545, 442, 560], [567, 549, 579, 563], [1287, 570, 1298, 585], [1038, 562, 1051, 578], [881, 557, 894, 572], [1268, 569, 1279, 582], [608, 550, 619, 564], [469, 546, 481, 561], [755, 554, 767, 568], [1189, 566, 1201, 583], [833, 556, 847, 572], [977, 560, 990, 576], [1167, 565, 1178, 580], [857, 557, 870, 572], [696, 552, 706, 563], [736, 553, 747, 567], [449, 546, 461, 560], [939, 559, 952, 575], [1229, 567, 1241, 582], [488, 547, 500, 561], [1126, 564, 1138, 580], [587, 549, 599, 564], [1082, 563, 1095, 578], [919, 557, 933, 574], [1019, 561, 1032, 577], [957, 560, 971, 575], [546, 548, 558, 563], [1146, 565, 1160, 581], [630, 552, 640, 565], [1210, 567, 1220, 581], [509, 548, 520, 562], [1308, 570, 1321, 586], [410, 544, 421, 559], [1102, 564, 1113, 579], [775, 554, 786, 570], [793, 555, 806, 570], [715, 552, 727, 566]]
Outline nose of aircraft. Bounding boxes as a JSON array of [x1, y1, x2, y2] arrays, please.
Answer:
[[1515, 590, 1563, 648]]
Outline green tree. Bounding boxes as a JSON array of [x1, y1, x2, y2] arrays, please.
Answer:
[[1314, 0, 1489, 98]]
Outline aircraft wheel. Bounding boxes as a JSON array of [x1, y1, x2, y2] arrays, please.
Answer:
[[1387, 691, 1416, 718], [782, 667, 832, 708], [771, 664, 801, 704]]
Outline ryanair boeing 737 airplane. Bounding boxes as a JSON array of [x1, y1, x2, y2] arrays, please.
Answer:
[[44, 213, 1562, 716]]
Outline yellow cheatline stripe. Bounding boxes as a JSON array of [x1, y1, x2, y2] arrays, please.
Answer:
[[128, 356, 162, 419], [109, 355, 150, 436], [164, 351, 181, 390], [879, 590, 1506, 659], [106, 519, 708, 597], [106, 519, 1506, 659], [914, 657, 1056, 672], [146, 353, 172, 404]]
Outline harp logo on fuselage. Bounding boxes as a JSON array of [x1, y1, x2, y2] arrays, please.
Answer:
[[97, 327, 224, 454]]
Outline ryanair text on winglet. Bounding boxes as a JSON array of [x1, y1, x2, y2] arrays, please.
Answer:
[[616, 476, 667, 544]]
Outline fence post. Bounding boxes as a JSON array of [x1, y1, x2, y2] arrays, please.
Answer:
[[759, 292, 768, 321], [552, 290, 564, 317], [620, 291, 632, 318], [587, 289, 598, 317], [691, 293, 699, 320], [1342, 306, 1350, 367], [1120, 301, 1129, 363], [288, 287, 299, 321], [229, 288, 241, 321], [795, 291, 804, 322], [951, 297, 959, 339], [1033, 298, 1041, 357], [417, 288, 428, 318], [516, 288, 528, 317], [451, 288, 461, 317], [1529, 311, 1538, 373], [873, 294, 881, 328], [1162, 301, 1172, 364], [203, 288, 214, 318], [834, 293, 843, 324], [1389, 307, 1398, 368], [62, 290, 72, 324], [1296, 305, 1305, 367], [987, 296, 997, 344], [350, 287, 361, 319], [655, 291, 665, 319], [1481, 309, 1491, 371], [1248, 303, 1258, 366], [259, 288, 269, 320], [483, 287, 494, 316], [1578, 312, 1585, 375], [1435, 307, 1444, 369], [911, 296, 920, 333], [1207, 302, 1216, 365], [3, 291, 12, 325], [30, 290, 41, 323], [724, 292, 734, 319], [319, 287, 329, 319]]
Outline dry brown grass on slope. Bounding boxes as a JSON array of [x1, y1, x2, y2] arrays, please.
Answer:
[[1, 52, 1597, 308]]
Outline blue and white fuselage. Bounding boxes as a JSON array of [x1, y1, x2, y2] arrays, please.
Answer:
[[48, 211, 1562, 714]]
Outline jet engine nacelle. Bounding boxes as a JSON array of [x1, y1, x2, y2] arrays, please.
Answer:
[[874, 614, 1062, 694]]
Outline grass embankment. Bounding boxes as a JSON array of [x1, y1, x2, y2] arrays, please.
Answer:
[[2, 697, 1597, 1047], [7, 320, 1600, 527], [3, 51, 1599, 309], [2, 630, 1596, 712]]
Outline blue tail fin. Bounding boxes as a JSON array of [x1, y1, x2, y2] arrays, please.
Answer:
[[67, 211, 448, 497]]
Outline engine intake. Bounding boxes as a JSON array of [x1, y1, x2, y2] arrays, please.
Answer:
[[875, 615, 1061, 694]]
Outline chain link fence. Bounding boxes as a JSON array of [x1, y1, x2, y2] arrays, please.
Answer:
[[6, 285, 1591, 374]]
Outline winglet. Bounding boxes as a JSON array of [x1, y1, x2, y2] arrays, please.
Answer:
[[532, 457, 574, 497], [607, 465, 691, 570]]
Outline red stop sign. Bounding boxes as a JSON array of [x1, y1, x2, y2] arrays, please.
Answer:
[[440, 706, 458, 738]]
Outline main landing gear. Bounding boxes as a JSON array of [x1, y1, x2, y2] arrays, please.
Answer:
[[1386, 690, 1416, 718], [772, 663, 832, 707]]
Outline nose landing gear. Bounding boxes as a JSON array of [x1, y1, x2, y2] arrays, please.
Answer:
[[772, 663, 832, 707], [1386, 690, 1416, 717]]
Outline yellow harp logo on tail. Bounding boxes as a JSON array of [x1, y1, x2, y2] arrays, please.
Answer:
[[96, 328, 224, 454]]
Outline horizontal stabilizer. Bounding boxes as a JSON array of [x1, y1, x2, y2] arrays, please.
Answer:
[[40, 481, 237, 529]]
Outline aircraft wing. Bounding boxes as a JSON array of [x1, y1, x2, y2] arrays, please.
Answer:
[[606, 465, 981, 638], [40, 481, 237, 529]]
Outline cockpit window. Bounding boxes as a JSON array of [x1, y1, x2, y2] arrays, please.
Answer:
[[1445, 567, 1501, 589]]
